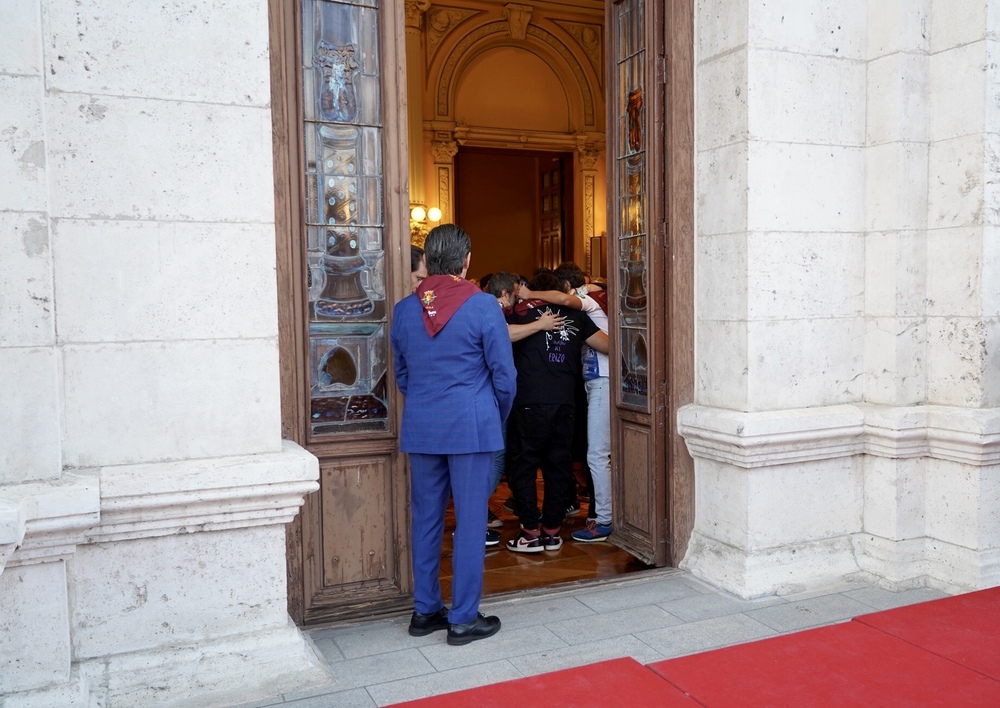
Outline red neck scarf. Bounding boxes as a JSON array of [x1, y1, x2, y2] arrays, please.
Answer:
[[416, 274, 480, 336]]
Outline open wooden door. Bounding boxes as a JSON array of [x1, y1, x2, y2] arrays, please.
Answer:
[[605, 0, 695, 567], [271, 0, 414, 624]]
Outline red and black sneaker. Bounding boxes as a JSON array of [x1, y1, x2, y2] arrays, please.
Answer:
[[506, 527, 543, 553]]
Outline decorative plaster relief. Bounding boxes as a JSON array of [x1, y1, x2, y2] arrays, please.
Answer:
[[404, 0, 431, 30], [528, 24, 597, 127], [584, 173, 595, 272], [436, 165, 452, 222], [431, 139, 459, 162], [425, 7, 481, 62], [578, 148, 600, 171], [503, 3, 533, 41], [554, 20, 603, 86]]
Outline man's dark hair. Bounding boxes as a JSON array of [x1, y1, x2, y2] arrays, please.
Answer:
[[410, 245, 424, 273], [478, 272, 494, 290], [486, 271, 519, 299], [424, 223, 471, 275], [527, 268, 562, 292], [554, 261, 586, 289]]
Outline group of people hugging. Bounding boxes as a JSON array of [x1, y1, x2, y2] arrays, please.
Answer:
[[391, 224, 612, 646]]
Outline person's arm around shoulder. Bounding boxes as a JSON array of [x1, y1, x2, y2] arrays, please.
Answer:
[[585, 329, 610, 355], [481, 298, 516, 421], [517, 285, 583, 310], [578, 310, 608, 355], [507, 310, 565, 342]]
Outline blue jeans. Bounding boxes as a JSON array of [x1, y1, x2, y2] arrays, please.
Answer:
[[490, 421, 507, 492], [585, 377, 612, 526]]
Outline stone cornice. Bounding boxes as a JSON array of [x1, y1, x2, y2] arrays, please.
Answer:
[[86, 440, 319, 543], [679, 404, 1000, 468], [1, 442, 320, 571], [1, 471, 101, 569]]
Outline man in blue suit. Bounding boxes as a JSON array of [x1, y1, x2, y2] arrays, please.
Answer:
[[390, 224, 516, 646]]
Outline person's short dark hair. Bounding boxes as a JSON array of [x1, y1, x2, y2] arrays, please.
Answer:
[[410, 245, 425, 273], [554, 262, 586, 289], [486, 271, 519, 299], [424, 223, 471, 276], [527, 269, 562, 292], [478, 272, 494, 290]]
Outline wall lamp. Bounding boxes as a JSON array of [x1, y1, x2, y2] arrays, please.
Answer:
[[409, 203, 442, 246]]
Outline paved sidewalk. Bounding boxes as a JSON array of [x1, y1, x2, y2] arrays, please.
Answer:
[[236, 570, 948, 708]]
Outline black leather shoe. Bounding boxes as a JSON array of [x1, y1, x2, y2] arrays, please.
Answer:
[[446, 613, 501, 646], [408, 607, 449, 636]]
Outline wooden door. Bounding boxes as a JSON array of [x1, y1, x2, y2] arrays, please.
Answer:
[[537, 160, 564, 269], [271, 0, 413, 624], [605, 0, 694, 566]]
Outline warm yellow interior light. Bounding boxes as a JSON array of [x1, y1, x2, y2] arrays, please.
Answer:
[[427, 207, 442, 223], [410, 206, 426, 222]]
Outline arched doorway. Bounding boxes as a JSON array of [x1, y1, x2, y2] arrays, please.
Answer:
[[269, 0, 693, 625]]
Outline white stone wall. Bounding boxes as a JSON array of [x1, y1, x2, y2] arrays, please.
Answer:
[[1, 1, 325, 704], [684, 0, 1000, 598]]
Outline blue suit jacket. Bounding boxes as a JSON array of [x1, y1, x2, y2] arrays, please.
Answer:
[[391, 290, 516, 454]]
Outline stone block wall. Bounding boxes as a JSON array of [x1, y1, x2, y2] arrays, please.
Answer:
[[684, 0, 1000, 597], [1, 1, 326, 704]]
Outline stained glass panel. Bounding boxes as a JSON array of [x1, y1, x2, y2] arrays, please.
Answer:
[[303, 0, 389, 435], [615, 0, 648, 408]]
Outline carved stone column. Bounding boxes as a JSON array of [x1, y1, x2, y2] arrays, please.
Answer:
[[431, 139, 460, 224]]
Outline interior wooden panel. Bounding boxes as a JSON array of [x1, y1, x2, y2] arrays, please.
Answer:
[[319, 459, 395, 587], [619, 421, 653, 535]]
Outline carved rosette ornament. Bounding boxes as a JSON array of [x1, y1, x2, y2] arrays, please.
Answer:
[[426, 7, 480, 61]]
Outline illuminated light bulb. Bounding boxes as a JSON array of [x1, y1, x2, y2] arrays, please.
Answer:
[[410, 206, 426, 222], [427, 207, 442, 222]]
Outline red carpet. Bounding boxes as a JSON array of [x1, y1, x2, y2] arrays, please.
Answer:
[[854, 586, 1000, 680], [390, 657, 697, 707], [388, 587, 1000, 707], [648, 620, 1000, 706]]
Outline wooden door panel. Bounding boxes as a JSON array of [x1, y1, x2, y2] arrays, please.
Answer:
[[606, 0, 668, 566], [319, 459, 394, 587], [538, 162, 564, 269], [619, 422, 653, 533]]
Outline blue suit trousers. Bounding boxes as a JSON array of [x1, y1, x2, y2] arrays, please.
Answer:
[[410, 451, 493, 624]]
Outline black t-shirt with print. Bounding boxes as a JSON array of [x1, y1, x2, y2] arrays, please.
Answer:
[[505, 300, 600, 406]]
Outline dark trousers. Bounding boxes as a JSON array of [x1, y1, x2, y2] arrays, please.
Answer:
[[506, 403, 575, 530]]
